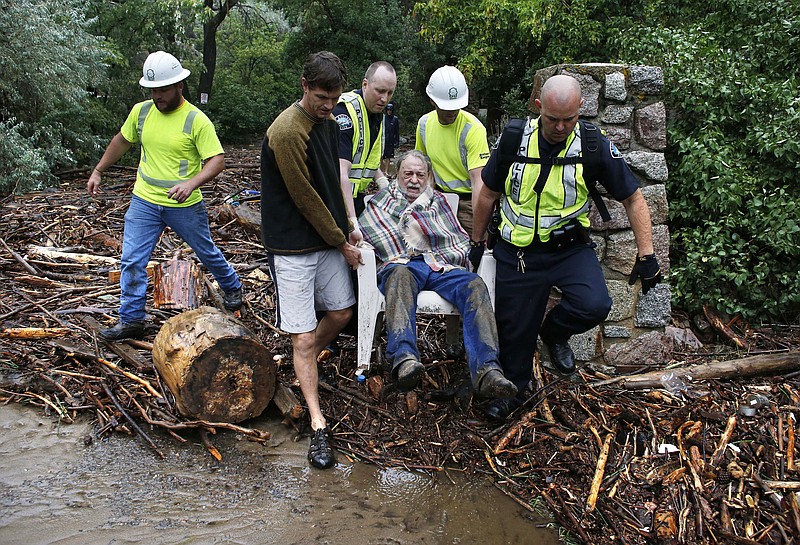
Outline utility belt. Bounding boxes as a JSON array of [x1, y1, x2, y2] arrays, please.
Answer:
[[456, 192, 471, 201], [518, 220, 591, 252]]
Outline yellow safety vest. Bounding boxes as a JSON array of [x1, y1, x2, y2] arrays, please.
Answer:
[[499, 118, 592, 246], [416, 110, 487, 194], [339, 92, 384, 196]]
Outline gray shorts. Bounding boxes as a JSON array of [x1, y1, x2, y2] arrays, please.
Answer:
[[268, 249, 355, 334]]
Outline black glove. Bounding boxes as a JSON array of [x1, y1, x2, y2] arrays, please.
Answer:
[[628, 253, 662, 295], [468, 240, 485, 272]]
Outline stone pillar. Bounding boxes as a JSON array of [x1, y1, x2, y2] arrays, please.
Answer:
[[532, 64, 671, 363]]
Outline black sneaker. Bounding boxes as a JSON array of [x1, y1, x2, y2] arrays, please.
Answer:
[[307, 427, 335, 469], [222, 287, 243, 311], [99, 321, 145, 341]]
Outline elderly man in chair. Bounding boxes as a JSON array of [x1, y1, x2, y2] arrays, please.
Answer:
[[359, 150, 516, 399]]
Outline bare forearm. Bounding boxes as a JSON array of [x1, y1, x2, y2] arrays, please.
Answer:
[[623, 189, 654, 255], [473, 185, 500, 242]]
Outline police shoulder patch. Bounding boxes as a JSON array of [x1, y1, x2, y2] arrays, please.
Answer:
[[609, 141, 623, 159], [335, 114, 353, 131]]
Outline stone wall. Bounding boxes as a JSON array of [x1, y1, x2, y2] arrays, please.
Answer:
[[532, 64, 671, 363]]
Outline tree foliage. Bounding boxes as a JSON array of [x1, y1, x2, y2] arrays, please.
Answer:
[[613, 0, 800, 323], [0, 0, 108, 193]]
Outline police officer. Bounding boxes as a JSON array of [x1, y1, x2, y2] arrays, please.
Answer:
[[334, 61, 397, 241], [472, 74, 662, 420], [416, 65, 490, 240]]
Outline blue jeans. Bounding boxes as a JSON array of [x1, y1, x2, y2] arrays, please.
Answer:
[[119, 195, 241, 323], [377, 257, 501, 386]]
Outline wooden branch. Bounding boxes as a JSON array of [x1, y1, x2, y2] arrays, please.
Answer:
[[592, 351, 800, 389], [96, 357, 162, 398], [587, 433, 614, 512], [27, 245, 118, 265], [0, 235, 40, 275], [102, 381, 164, 459], [0, 327, 70, 339], [710, 415, 737, 468], [788, 413, 796, 472], [704, 304, 748, 349], [272, 382, 304, 421]]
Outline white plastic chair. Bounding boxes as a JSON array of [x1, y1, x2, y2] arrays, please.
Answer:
[[356, 192, 496, 374]]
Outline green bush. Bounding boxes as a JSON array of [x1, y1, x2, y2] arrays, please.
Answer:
[[616, 0, 800, 323]]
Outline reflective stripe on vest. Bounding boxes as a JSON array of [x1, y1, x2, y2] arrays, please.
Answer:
[[136, 101, 198, 188], [418, 113, 471, 193], [340, 92, 384, 196], [499, 118, 591, 246]]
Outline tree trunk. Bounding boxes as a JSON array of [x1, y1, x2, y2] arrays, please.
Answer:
[[198, 0, 239, 104], [152, 306, 275, 423]]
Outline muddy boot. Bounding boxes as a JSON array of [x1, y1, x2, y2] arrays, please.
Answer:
[[475, 369, 517, 399], [396, 359, 425, 390]]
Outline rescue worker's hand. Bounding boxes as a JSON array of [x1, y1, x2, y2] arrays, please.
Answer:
[[348, 217, 363, 247], [87, 169, 102, 196], [468, 240, 485, 272], [628, 253, 662, 295], [168, 181, 195, 204]]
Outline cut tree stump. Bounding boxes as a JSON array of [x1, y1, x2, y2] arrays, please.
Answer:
[[152, 256, 202, 310], [152, 306, 276, 423]]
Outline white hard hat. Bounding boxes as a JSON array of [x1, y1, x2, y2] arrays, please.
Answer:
[[425, 66, 469, 110], [139, 51, 191, 88]]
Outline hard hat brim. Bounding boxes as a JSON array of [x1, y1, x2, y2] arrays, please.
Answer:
[[428, 93, 469, 110], [139, 68, 191, 88]]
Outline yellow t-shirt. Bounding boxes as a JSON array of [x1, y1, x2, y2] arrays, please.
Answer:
[[415, 110, 489, 193], [120, 100, 224, 207]]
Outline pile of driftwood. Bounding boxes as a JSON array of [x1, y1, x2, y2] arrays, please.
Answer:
[[1, 148, 799, 544]]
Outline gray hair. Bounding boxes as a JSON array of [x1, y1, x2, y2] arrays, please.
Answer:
[[394, 149, 432, 174]]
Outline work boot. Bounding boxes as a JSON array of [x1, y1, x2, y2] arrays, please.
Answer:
[[475, 369, 518, 399], [99, 321, 145, 341], [541, 336, 576, 375], [483, 396, 523, 421], [223, 287, 243, 311], [307, 427, 335, 469], [396, 359, 425, 390]]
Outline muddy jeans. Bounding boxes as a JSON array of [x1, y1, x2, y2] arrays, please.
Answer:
[[377, 257, 501, 385]]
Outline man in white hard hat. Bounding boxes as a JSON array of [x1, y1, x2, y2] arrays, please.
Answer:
[[87, 51, 242, 341], [415, 65, 490, 246]]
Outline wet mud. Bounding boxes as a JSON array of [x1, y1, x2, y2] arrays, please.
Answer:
[[0, 405, 559, 545]]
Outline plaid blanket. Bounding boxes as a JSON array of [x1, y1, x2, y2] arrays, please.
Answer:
[[359, 182, 469, 272]]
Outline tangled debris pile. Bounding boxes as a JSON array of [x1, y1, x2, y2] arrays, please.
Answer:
[[1, 148, 799, 544]]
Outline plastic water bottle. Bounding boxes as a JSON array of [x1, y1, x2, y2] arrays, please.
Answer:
[[660, 371, 688, 396]]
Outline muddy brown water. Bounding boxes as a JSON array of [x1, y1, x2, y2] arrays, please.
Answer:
[[0, 405, 559, 545]]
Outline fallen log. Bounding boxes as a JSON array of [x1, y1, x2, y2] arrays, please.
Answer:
[[218, 202, 260, 236], [152, 306, 276, 423], [592, 351, 800, 389]]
